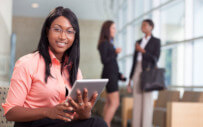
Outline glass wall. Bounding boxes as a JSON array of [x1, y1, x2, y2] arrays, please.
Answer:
[[134, 0, 144, 18], [194, 0, 203, 37], [132, 19, 143, 43], [193, 39, 203, 86], [113, 0, 203, 87], [160, 0, 185, 44]]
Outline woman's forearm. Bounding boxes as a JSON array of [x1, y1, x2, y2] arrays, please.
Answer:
[[6, 106, 48, 122]]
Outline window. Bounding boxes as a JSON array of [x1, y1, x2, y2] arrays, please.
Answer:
[[194, 0, 203, 37], [160, 0, 185, 45], [193, 39, 203, 86]]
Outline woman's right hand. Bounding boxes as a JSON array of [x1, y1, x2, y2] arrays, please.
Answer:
[[68, 88, 98, 120], [115, 48, 122, 54], [136, 43, 146, 53], [44, 103, 74, 122], [127, 81, 132, 93]]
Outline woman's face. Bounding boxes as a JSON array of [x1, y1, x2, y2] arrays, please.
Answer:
[[48, 16, 75, 57], [141, 21, 153, 34], [110, 23, 116, 38]]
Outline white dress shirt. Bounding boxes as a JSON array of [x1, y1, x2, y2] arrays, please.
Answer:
[[137, 36, 151, 62]]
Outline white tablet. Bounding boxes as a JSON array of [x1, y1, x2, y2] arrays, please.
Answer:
[[66, 79, 109, 103]]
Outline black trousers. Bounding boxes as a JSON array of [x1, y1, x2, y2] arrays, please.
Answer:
[[14, 116, 107, 127]]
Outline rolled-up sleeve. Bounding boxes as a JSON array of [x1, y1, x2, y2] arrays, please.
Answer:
[[2, 61, 32, 115]]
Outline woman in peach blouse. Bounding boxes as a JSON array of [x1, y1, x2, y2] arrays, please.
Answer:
[[2, 6, 107, 127]]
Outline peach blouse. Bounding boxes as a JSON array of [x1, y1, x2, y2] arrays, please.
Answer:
[[2, 50, 82, 115]]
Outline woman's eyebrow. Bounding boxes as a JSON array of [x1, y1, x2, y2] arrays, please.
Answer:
[[52, 24, 73, 29]]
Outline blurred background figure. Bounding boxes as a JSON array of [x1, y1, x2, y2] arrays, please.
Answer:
[[127, 19, 161, 127], [98, 20, 126, 127]]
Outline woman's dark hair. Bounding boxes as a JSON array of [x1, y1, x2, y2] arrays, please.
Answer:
[[143, 19, 154, 29], [37, 6, 80, 86], [97, 20, 114, 48]]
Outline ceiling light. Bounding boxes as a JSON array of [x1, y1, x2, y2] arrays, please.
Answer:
[[31, 3, 39, 8]]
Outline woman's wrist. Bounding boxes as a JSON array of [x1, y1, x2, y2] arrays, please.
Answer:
[[128, 80, 131, 85], [142, 49, 146, 53], [41, 107, 50, 118]]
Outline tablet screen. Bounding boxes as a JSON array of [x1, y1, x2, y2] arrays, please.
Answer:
[[66, 79, 108, 103]]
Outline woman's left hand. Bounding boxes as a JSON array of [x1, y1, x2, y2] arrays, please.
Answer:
[[68, 88, 98, 120]]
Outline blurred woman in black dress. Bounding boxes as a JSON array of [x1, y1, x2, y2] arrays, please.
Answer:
[[98, 20, 126, 127]]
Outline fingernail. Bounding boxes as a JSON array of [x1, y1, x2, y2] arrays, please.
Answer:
[[65, 102, 69, 106]]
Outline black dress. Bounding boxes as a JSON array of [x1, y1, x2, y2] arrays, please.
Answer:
[[98, 41, 119, 93]]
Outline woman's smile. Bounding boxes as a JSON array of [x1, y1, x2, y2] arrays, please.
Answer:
[[56, 41, 68, 48]]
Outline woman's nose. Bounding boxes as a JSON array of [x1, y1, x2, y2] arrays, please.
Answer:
[[59, 30, 67, 40]]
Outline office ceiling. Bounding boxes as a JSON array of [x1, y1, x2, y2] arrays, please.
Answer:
[[13, 0, 113, 20]]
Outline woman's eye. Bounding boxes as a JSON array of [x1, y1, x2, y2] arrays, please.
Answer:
[[67, 30, 74, 34], [54, 28, 61, 32]]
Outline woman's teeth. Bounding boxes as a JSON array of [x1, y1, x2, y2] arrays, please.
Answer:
[[56, 42, 67, 46]]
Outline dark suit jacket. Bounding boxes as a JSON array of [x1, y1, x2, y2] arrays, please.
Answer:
[[129, 35, 161, 79], [98, 41, 119, 77]]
